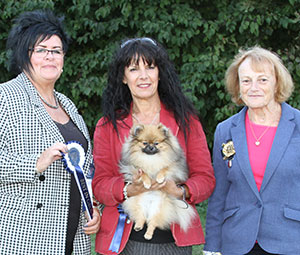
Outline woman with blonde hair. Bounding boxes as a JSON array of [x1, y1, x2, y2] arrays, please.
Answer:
[[204, 46, 299, 254]]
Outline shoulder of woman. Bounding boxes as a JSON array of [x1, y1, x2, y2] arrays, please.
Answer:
[[279, 103, 300, 125], [283, 102, 300, 115], [0, 75, 30, 104], [55, 91, 71, 102], [55, 92, 79, 111], [0, 75, 23, 92], [95, 116, 114, 130], [218, 107, 246, 127]]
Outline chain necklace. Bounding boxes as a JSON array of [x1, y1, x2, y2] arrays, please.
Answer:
[[37, 91, 59, 109], [249, 121, 271, 146], [132, 111, 160, 125]]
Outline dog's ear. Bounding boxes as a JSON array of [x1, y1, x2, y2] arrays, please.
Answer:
[[157, 123, 169, 137], [132, 124, 144, 137]]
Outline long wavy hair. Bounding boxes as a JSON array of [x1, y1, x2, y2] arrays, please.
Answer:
[[101, 37, 198, 138]]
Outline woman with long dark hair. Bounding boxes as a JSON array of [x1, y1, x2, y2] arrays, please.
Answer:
[[92, 37, 215, 255]]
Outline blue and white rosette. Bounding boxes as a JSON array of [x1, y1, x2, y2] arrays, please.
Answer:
[[62, 141, 93, 220]]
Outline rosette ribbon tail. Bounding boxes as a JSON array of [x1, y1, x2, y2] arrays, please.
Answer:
[[74, 165, 93, 220], [62, 141, 93, 220], [109, 204, 128, 253]]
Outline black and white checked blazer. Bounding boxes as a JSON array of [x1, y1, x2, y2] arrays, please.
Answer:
[[0, 73, 93, 254]]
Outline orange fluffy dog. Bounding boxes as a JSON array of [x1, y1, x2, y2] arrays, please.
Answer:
[[119, 123, 196, 240]]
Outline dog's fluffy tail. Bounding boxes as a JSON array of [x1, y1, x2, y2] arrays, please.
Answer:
[[173, 199, 197, 232]]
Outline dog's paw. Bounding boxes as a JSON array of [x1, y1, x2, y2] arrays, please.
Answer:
[[156, 174, 165, 184], [134, 224, 143, 232], [144, 233, 153, 240], [143, 180, 151, 189]]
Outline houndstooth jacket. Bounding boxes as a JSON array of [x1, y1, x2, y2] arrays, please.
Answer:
[[0, 73, 93, 254]]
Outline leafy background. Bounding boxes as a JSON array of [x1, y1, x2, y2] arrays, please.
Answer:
[[1, 0, 300, 254]]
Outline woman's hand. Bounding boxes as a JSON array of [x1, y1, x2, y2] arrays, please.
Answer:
[[126, 169, 188, 199], [83, 208, 101, 235], [36, 142, 68, 173], [125, 169, 165, 197], [160, 179, 183, 199], [126, 169, 150, 197]]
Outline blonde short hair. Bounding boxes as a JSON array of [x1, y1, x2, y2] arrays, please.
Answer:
[[225, 46, 294, 105]]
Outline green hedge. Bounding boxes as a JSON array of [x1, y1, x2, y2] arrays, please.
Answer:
[[1, 0, 300, 147]]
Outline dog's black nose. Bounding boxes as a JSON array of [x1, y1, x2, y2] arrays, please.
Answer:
[[142, 145, 158, 155]]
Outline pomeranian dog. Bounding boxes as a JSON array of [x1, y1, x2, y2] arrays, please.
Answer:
[[119, 123, 196, 240]]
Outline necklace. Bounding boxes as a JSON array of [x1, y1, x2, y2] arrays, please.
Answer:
[[249, 121, 271, 146], [37, 91, 59, 109], [132, 111, 160, 125]]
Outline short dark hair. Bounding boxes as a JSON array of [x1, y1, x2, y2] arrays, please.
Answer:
[[6, 9, 70, 75], [101, 37, 198, 137]]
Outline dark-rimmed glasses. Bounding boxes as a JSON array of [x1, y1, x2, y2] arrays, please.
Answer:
[[29, 48, 64, 58], [120, 37, 157, 48]]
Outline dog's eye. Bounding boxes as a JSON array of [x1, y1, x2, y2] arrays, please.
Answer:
[[154, 142, 159, 146], [143, 142, 148, 146]]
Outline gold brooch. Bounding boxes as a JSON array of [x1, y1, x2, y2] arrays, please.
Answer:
[[221, 140, 235, 167]]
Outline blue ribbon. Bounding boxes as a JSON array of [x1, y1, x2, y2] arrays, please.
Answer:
[[63, 144, 93, 220], [109, 204, 128, 253], [74, 165, 93, 219]]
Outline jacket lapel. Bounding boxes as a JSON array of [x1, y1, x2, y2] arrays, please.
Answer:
[[56, 93, 89, 139], [58, 94, 93, 175], [159, 105, 179, 137], [116, 114, 133, 145], [231, 107, 261, 199], [21, 73, 64, 143], [21, 73, 92, 150], [260, 103, 295, 192], [20, 73, 92, 176]]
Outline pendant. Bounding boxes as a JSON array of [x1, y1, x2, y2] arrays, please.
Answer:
[[255, 141, 260, 146]]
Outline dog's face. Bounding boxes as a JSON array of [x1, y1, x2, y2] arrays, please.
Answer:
[[130, 124, 170, 156]]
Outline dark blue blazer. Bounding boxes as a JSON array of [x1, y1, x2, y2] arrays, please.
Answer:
[[204, 102, 300, 255]]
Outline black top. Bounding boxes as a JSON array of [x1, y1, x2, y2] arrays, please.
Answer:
[[129, 225, 175, 243], [129, 221, 175, 243], [54, 119, 88, 255]]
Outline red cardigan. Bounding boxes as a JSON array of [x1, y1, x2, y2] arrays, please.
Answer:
[[92, 104, 215, 254]]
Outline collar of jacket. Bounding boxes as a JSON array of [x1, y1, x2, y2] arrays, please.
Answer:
[[18, 72, 91, 160], [116, 103, 180, 144], [230, 102, 295, 197]]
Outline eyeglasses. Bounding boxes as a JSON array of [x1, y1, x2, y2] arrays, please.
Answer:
[[120, 37, 157, 48], [29, 48, 64, 58]]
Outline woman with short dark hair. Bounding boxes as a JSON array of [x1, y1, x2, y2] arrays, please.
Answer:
[[0, 9, 100, 254]]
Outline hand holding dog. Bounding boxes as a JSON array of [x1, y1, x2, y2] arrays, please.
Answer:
[[126, 169, 186, 200], [161, 180, 189, 200]]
